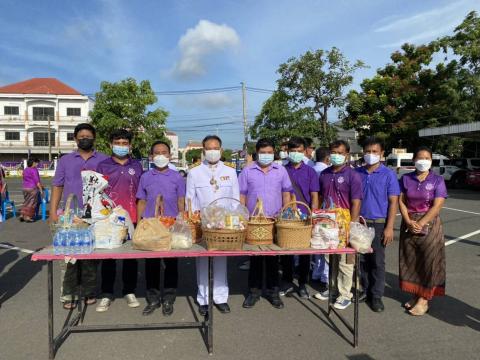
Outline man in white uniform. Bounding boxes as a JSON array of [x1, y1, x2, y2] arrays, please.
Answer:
[[186, 135, 240, 315]]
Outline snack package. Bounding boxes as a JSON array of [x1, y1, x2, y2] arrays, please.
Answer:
[[311, 223, 340, 249], [81, 170, 115, 222], [170, 216, 193, 249], [201, 198, 249, 230]]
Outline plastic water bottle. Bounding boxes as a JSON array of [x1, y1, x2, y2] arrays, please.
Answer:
[[67, 232, 76, 255], [60, 231, 68, 255], [53, 233, 62, 255]]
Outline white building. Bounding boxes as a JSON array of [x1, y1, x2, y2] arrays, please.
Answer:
[[0, 78, 94, 161], [166, 131, 179, 161]]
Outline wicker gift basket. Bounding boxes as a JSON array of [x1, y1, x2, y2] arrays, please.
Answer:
[[246, 198, 275, 245], [275, 200, 312, 249]]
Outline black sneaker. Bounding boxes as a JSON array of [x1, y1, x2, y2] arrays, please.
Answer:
[[279, 282, 294, 297], [369, 297, 385, 313], [298, 285, 310, 299], [266, 290, 284, 309], [353, 291, 368, 303]]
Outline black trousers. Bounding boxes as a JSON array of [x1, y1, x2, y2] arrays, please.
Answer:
[[281, 255, 310, 286], [360, 222, 386, 299], [248, 256, 279, 292], [145, 258, 178, 302], [101, 259, 138, 298]]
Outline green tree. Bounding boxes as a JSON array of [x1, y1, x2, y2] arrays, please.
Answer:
[[185, 148, 202, 163], [249, 90, 320, 145], [90, 78, 169, 157], [276, 48, 366, 145]]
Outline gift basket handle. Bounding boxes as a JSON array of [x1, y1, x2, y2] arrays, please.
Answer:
[[206, 196, 242, 207], [251, 198, 268, 220], [154, 194, 165, 218], [187, 198, 193, 218], [278, 200, 312, 225]]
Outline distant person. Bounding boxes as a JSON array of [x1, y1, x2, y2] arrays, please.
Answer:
[[314, 147, 330, 175], [0, 165, 6, 220], [398, 146, 447, 316], [19, 158, 43, 222], [303, 137, 316, 167]]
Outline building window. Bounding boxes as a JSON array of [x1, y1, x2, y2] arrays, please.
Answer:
[[67, 108, 81, 116], [5, 131, 20, 140], [33, 132, 56, 146], [33, 107, 54, 121], [4, 106, 19, 115], [67, 133, 74, 141]]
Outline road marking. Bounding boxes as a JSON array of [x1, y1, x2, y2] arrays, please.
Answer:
[[443, 207, 480, 216], [0, 243, 34, 254], [445, 229, 480, 246]]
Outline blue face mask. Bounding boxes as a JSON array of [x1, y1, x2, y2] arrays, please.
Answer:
[[112, 145, 130, 157], [288, 151, 304, 164], [258, 153, 274, 166], [330, 154, 346, 166]]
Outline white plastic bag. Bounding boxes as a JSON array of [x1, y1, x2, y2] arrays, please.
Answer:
[[93, 206, 132, 249], [349, 219, 375, 254], [311, 224, 340, 249], [170, 216, 193, 249]]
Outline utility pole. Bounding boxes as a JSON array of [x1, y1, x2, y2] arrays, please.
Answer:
[[48, 114, 52, 162], [241, 81, 248, 152]]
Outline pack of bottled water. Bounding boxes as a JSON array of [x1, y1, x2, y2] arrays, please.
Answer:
[[53, 228, 95, 255]]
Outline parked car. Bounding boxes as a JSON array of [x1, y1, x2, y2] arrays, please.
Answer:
[[466, 169, 480, 189], [438, 158, 480, 188]]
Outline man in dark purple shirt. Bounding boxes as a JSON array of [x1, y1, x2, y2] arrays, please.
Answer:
[[95, 129, 143, 313], [317, 140, 362, 310], [282, 137, 319, 299], [50, 123, 108, 309]]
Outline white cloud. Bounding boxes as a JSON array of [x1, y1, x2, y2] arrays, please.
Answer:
[[175, 93, 234, 109], [173, 20, 240, 79]]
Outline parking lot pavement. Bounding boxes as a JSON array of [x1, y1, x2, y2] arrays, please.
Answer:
[[0, 179, 479, 360]]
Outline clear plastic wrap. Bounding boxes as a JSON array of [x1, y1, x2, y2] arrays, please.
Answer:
[[349, 220, 375, 254], [201, 198, 249, 230], [170, 216, 193, 249]]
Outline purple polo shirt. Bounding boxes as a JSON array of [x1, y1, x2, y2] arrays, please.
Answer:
[[23, 167, 41, 189], [285, 162, 319, 212], [96, 157, 143, 223], [356, 164, 400, 220], [52, 150, 109, 207], [400, 171, 448, 213], [319, 165, 363, 209], [238, 162, 292, 217], [136, 168, 186, 218]]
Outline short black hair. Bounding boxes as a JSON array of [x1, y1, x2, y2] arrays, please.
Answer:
[[255, 138, 275, 151], [150, 141, 171, 154], [27, 158, 39, 167], [74, 123, 96, 138], [329, 139, 350, 153], [362, 136, 384, 151], [288, 137, 306, 150], [315, 147, 330, 162], [304, 137, 314, 148], [202, 135, 222, 147], [110, 129, 133, 143], [413, 145, 432, 159]]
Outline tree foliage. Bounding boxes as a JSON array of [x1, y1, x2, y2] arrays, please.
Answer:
[[342, 11, 480, 155], [90, 78, 169, 158]]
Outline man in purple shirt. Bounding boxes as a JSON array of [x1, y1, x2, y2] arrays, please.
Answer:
[[137, 141, 186, 316], [282, 137, 319, 299], [95, 129, 143, 313], [239, 138, 292, 309], [355, 137, 400, 312], [50, 123, 108, 309], [317, 140, 362, 310]]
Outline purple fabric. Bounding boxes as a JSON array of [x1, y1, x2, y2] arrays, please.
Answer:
[[400, 171, 448, 213], [52, 151, 109, 207], [238, 162, 292, 217], [22, 167, 40, 189], [355, 164, 400, 219], [319, 165, 363, 209], [96, 157, 143, 223], [285, 162, 319, 212], [136, 168, 186, 218]]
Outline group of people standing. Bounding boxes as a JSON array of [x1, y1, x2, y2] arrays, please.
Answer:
[[46, 122, 447, 318]]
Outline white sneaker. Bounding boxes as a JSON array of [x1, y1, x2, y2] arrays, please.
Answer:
[[124, 293, 140, 308], [96, 298, 111, 312], [313, 289, 329, 301]]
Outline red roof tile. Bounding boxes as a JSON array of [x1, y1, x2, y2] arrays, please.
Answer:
[[0, 78, 82, 95]]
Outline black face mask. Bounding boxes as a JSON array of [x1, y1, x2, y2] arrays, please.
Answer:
[[77, 138, 94, 151]]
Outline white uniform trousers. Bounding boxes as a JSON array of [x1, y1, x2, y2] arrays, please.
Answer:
[[196, 256, 229, 305]]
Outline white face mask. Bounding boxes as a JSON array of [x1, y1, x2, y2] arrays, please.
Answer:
[[364, 154, 380, 166], [279, 151, 288, 160], [415, 159, 432, 172], [205, 149, 221, 163], [153, 155, 169, 168]]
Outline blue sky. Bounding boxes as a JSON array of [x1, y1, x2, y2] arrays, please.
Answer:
[[1, 0, 479, 149]]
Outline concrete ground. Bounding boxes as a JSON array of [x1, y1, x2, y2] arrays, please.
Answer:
[[0, 178, 479, 360]]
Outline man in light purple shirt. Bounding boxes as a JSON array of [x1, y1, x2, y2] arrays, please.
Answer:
[[239, 138, 292, 309], [50, 123, 108, 309], [137, 140, 186, 316]]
